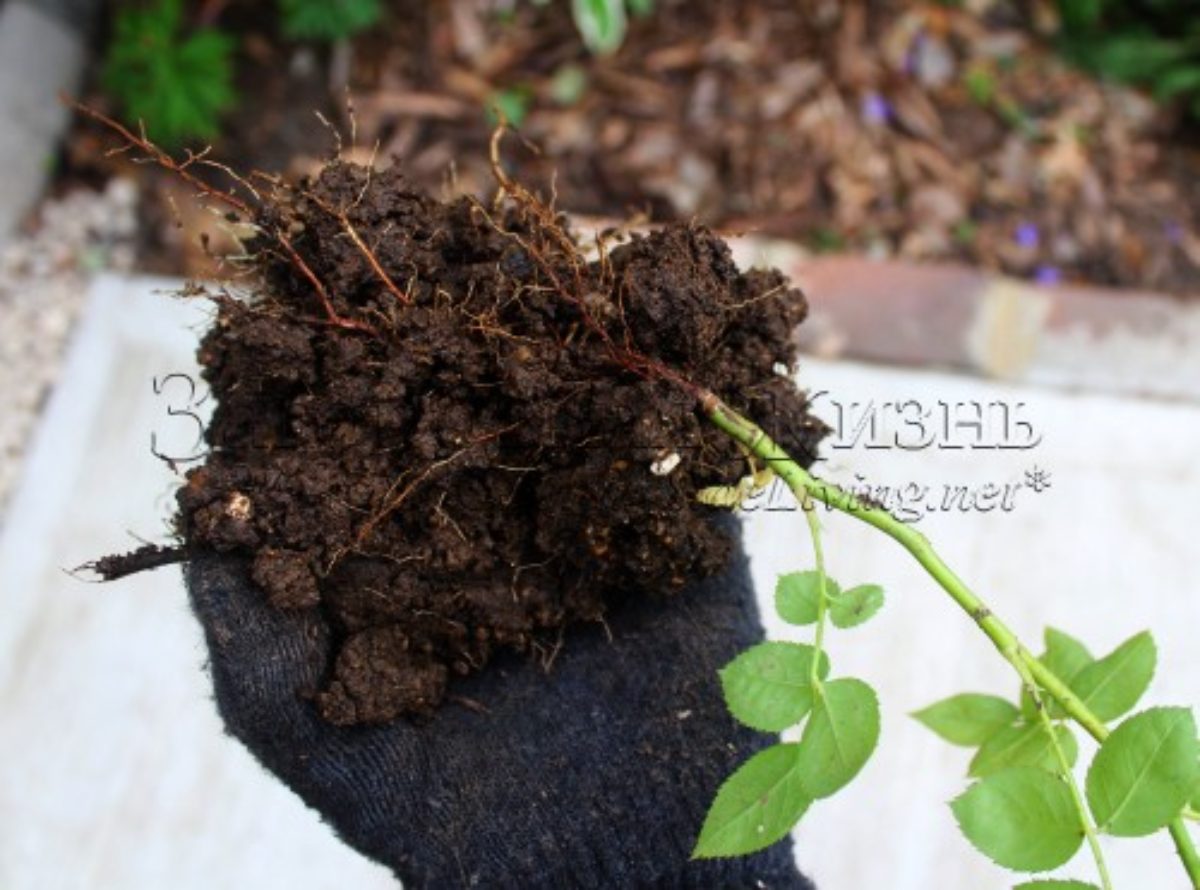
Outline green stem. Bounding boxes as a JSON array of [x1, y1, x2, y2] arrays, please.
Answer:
[[803, 505, 828, 690], [702, 392, 1200, 890], [1173, 822, 1200, 883], [1018, 659, 1113, 890]]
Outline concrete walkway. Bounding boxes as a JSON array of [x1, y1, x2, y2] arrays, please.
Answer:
[[1, 275, 1197, 888]]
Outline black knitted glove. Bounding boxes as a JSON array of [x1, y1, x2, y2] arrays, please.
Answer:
[[186, 518, 814, 889]]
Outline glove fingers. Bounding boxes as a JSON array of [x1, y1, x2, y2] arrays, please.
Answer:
[[187, 554, 331, 756]]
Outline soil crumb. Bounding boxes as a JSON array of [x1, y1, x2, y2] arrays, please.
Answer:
[[170, 160, 824, 724]]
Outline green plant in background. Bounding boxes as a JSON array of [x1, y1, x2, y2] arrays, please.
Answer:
[[102, 0, 236, 147], [102, 0, 386, 146], [808, 227, 845, 254], [550, 64, 589, 105], [695, 394, 1200, 889], [487, 86, 534, 127], [278, 0, 382, 42], [567, 0, 654, 55], [953, 219, 979, 246], [964, 65, 997, 106], [1055, 0, 1200, 118]]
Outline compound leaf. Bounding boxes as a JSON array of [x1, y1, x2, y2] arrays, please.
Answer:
[[103, 0, 236, 145], [279, 0, 382, 41]]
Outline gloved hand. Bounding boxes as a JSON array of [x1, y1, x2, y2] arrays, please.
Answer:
[[186, 517, 814, 889]]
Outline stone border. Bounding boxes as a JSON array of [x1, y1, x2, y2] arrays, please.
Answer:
[[724, 244, 1200, 405], [0, 0, 99, 245]]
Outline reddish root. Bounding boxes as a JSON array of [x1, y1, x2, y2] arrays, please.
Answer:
[[339, 216, 411, 305], [72, 100, 254, 218], [276, 233, 376, 333], [76, 102, 704, 405], [74, 100, 382, 330]]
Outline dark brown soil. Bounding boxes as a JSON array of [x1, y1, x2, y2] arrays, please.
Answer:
[[165, 159, 823, 725]]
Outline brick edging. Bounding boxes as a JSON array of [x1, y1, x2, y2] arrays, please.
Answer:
[[723, 245, 1200, 405]]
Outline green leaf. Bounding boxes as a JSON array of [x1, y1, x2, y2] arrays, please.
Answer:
[[964, 67, 996, 106], [1156, 65, 1200, 100], [775, 572, 840, 626], [1045, 627, 1094, 676], [571, 0, 627, 54], [1022, 627, 1094, 719], [829, 584, 884, 629], [1057, 0, 1104, 29], [1013, 881, 1101, 890], [550, 64, 588, 106], [1089, 35, 1190, 80], [719, 642, 830, 732], [1086, 707, 1199, 837], [486, 87, 533, 127], [626, 0, 654, 16], [951, 767, 1085, 872], [692, 744, 811, 858], [279, 0, 382, 41], [970, 722, 1078, 778], [796, 678, 880, 798], [913, 693, 1020, 747], [102, 0, 237, 146], [1070, 631, 1156, 722]]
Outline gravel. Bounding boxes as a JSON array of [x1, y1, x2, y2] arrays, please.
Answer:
[[0, 179, 138, 522]]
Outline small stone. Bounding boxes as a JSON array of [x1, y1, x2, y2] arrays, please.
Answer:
[[650, 452, 682, 476]]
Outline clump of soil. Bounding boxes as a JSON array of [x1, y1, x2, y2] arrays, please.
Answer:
[[155, 158, 823, 725]]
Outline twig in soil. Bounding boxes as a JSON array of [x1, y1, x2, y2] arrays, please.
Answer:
[[74, 543, 188, 581], [540, 626, 566, 672], [448, 695, 489, 715], [510, 558, 554, 603], [340, 422, 522, 569]]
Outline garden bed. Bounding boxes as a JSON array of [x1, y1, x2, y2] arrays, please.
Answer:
[[66, 0, 1199, 296]]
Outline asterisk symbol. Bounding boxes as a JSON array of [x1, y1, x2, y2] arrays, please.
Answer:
[[1025, 465, 1052, 493]]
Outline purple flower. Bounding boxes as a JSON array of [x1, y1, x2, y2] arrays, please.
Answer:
[[1164, 221, 1185, 244], [905, 32, 926, 76], [861, 92, 891, 125], [1033, 265, 1062, 286], [1014, 222, 1040, 250]]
